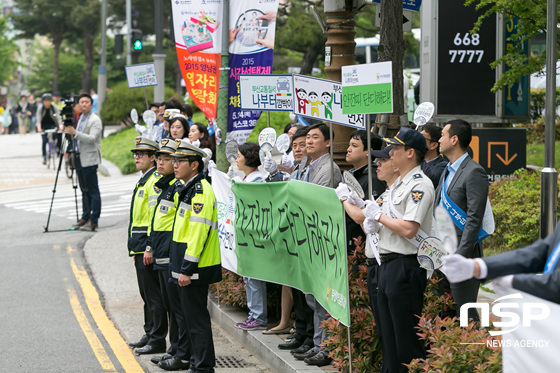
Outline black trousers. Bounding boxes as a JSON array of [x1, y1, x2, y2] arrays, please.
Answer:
[[160, 270, 191, 360], [179, 284, 215, 372], [292, 288, 314, 346], [369, 256, 426, 373], [134, 255, 168, 345]]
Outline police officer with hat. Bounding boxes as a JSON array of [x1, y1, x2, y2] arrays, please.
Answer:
[[169, 140, 222, 372], [128, 137, 168, 355]]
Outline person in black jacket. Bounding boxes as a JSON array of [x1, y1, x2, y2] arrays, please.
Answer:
[[420, 124, 447, 188]]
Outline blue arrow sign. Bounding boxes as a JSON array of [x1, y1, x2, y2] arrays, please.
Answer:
[[372, 0, 421, 12]]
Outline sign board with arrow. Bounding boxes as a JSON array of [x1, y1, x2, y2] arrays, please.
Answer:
[[372, 0, 421, 12], [375, 6, 413, 32], [468, 128, 526, 182]]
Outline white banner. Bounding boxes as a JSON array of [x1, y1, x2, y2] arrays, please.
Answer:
[[211, 168, 237, 273], [239, 74, 294, 111]]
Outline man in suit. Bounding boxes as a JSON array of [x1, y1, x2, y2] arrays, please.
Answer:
[[434, 119, 489, 320], [64, 93, 102, 231]]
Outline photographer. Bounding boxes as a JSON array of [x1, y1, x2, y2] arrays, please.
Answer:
[[36, 93, 61, 164], [64, 93, 102, 231]]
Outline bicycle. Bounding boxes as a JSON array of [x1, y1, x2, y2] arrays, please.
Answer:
[[44, 129, 58, 170]]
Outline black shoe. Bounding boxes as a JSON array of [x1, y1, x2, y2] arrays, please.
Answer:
[[151, 353, 173, 365], [304, 353, 333, 367], [293, 348, 317, 361], [135, 343, 166, 355], [80, 222, 98, 231], [291, 344, 313, 355], [158, 356, 190, 371], [72, 219, 88, 229], [278, 338, 303, 350], [128, 334, 149, 348]]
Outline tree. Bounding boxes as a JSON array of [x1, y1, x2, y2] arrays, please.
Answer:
[[70, 0, 101, 92], [0, 18, 19, 85], [466, 0, 560, 91], [11, 0, 77, 92]]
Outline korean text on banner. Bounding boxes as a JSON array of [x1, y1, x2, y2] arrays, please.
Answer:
[[227, 0, 279, 145], [171, 0, 223, 121], [211, 169, 237, 273], [231, 180, 350, 326], [293, 74, 366, 129], [341, 61, 393, 115]]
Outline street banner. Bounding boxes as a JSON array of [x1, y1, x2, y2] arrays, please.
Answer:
[[231, 180, 350, 326], [227, 0, 279, 144], [293, 74, 366, 129], [341, 61, 393, 115], [211, 168, 237, 273], [171, 0, 223, 120], [239, 74, 294, 111], [125, 63, 158, 88], [495, 289, 558, 372]]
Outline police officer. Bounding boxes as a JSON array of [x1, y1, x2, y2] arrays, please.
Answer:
[[169, 141, 222, 372], [127, 137, 168, 355], [145, 139, 192, 370], [362, 127, 435, 372]]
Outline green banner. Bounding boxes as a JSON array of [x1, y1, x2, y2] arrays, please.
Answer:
[[342, 82, 392, 114], [231, 180, 350, 326]]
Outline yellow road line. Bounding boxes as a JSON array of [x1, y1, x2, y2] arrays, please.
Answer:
[[70, 257, 144, 372], [66, 286, 117, 372]]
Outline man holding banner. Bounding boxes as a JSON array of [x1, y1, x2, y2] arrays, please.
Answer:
[[434, 119, 489, 322], [362, 127, 434, 373]]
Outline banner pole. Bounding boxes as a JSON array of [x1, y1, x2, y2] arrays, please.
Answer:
[[347, 325, 353, 373], [366, 114, 372, 200], [329, 123, 334, 188], [143, 87, 149, 111], [267, 111, 271, 127]]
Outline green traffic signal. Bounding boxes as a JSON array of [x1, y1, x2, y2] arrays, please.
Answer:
[[133, 39, 143, 50]]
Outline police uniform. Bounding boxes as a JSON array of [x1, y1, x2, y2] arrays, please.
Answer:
[[169, 141, 221, 372], [369, 129, 435, 373], [128, 137, 167, 351], [147, 139, 191, 363]]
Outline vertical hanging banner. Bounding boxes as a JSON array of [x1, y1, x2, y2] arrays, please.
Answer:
[[227, 0, 280, 144], [171, 0, 223, 121]]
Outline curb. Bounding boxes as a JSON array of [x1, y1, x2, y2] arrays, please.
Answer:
[[208, 298, 324, 373]]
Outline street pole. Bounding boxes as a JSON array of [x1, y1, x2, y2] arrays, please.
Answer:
[[540, 0, 558, 238], [153, 0, 165, 103], [216, 0, 229, 171], [126, 0, 131, 66], [97, 0, 107, 135]]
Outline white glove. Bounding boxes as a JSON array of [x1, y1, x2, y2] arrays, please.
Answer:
[[347, 192, 366, 209], [363, 217, 381, 234], [135, 124, 147, 135], [263, 156, 278, 173], [492, 275, 513, 291], [191, 139, 200, 148], [335, 183, 351, 202], [207, 160, 217, 177], [363, 200, 381, 219], [227, 165, 238, 179], [440, 254, 475, 283], [281, 154, 292, 168]]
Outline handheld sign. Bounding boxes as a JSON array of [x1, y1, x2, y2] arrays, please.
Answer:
[[143, 110, 157, 133], [225, 141, 239, 164], [413, 101, 435, 129], [275, 133, 290, 153], [433, 205, 458, 255], [342, 170, 365, 199], [130, 108, 139, 124], [417, 236, 445, 270], [258, 127, 277, 164]]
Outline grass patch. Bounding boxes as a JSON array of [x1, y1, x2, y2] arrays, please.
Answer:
[[526, 141, 560, 167], [101, 126, 138, 174]]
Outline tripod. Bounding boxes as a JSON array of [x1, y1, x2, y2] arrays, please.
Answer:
[[44, 132, 90, 233]]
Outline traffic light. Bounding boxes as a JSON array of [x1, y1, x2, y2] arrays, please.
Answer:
[[114, 34, 123, 55], [131, 30, 143, 51]]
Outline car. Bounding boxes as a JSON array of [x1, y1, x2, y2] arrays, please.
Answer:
[[277, 78, 290, 93]]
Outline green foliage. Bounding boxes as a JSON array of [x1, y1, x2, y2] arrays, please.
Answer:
[[465, 0, 556, 92], [0, 18, 18, 84], [529, 88, 560, 122], [484, 169, 542, 255], [246, 111, 292, 144], [526, 141, 560, 168], [100, 126, 138, 174], [100, 81, 176, 126]]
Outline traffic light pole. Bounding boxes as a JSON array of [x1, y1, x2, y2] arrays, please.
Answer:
[[153, 0, 165, 103], [126, 0, 131, 65]]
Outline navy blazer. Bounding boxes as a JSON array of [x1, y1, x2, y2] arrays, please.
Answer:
[[484, 222, 560, 304], [434, 155, 488, 258]]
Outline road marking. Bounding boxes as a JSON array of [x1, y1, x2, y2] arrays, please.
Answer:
[[66, 286, 117, 372], [70, 257, 143, 372]]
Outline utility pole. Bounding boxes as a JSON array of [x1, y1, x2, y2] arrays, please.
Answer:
[[153, 0, 165, 103], [126, 0, 131, 66], [97, 0, 107, 128], [216, 0, 229, 171]]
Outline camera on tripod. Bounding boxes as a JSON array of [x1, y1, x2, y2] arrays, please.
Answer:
[[61, 97, 76, 127]]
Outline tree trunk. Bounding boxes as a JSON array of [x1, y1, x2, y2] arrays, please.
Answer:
[[82, 30, 94, 92], [52, 39, 61, 92], [378, 0, 404, 116], [300, 46, 320, 75]]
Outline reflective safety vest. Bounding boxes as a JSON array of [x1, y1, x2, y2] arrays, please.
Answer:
[[149, 174, 183, 271], [128, 167, 161, 256], [169, 173, 221, 285]]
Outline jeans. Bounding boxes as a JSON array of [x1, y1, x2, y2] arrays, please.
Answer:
[[77, 164, 101, 223], [243, 277, 267, 325]]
